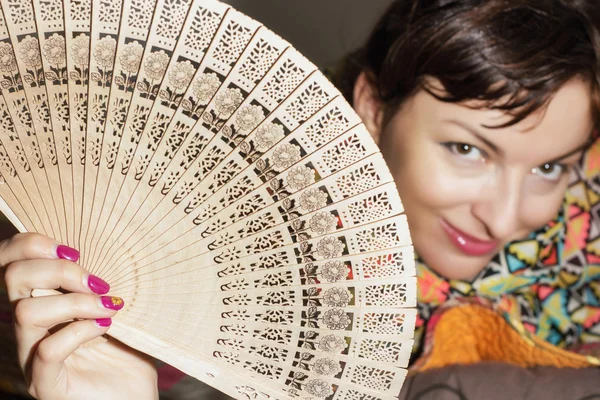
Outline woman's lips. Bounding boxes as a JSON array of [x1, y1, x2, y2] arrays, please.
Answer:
[[440, 219, 499, 257]]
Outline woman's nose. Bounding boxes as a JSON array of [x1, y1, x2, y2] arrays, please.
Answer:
[[471, 174, 523, 241]]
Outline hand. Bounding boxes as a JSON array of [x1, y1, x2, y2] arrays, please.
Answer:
[[2, 233, 158, 400]]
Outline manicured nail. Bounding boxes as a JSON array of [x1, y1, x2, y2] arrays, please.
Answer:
[[95, 318, 112, 328], [87, 275, 110, 295], [56, 245, 80, 262], [100, 296, 124, 311]]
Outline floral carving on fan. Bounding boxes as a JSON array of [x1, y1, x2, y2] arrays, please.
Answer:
[[69, 34, 90, 82], [235, 104, 264, 132], [0, 42, 17, 78], [91, 36, 117, 86], [252, 122, 285, 153], [161, 59, 195, 107], [181, 71, 220, 117], [288, 376, 333, 399], [208, 87, 243, 123], [137, 50, 169, 99], [19, 36, 44, 87], [40, 34, 67, 83], [116, 41, 143, 91], [194, 73, 222, 100], [285, 165, 316, 191], [304, 260, 350, 284]]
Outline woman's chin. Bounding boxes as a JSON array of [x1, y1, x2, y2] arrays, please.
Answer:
[[418, 247, 495, 281]]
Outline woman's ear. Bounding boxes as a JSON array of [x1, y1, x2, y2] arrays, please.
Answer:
[[353, 71, 385, 144]]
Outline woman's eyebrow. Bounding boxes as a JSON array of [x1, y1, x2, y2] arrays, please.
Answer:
[[443, 119, 500, 154], [445, 119, 593, 164], [545, 140, 591, 164]]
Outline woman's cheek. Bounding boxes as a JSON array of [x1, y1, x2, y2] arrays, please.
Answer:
[[395, 160, 458, 216], [520, 190, 566, 233]]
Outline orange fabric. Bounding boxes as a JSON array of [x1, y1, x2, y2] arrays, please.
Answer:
[[418, 304, 599, 372]]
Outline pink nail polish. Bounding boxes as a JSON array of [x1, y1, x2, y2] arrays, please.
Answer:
[[95, 318, 112, 328], [56, 245, 80, 262], [87, 275, 110, 295], [101, 296, 124, 311]]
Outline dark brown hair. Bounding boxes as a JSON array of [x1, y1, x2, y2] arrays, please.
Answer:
[[334, 0, 600, 128]]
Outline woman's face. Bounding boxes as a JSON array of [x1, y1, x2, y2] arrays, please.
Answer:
[[354, 75, 595, 280]]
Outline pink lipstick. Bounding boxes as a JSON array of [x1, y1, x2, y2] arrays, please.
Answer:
[[440, 219, 498, 256]]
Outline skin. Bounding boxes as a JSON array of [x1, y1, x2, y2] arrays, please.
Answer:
[[354, 72, 595, 280], [0, 74, 594, 400]]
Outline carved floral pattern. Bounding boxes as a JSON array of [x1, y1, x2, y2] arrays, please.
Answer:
[[0, 42, 17, 73], [119, 42, 143, 73], [144, 50, 169, 81], [254, 123, 284, 152], [93, 36, 117, 69], [19, 36, 42, 69], [320, 260, 349, 282], [192, 72, 220, 101], [286, 165, 314, 190], [235, 105, 264, 131], [168, 60, 195, 90], [42, 34, 65, 66], [215, 88, 243, 117]]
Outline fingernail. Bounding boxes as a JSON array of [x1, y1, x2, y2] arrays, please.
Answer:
[[100, 296, 124, 311], [95, 318, 112, 328], [87, 275, 110, 295], [56, 245, 80, 262]]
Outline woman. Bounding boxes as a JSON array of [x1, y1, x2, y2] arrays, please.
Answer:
[[2, 0, 599, 399], [337, 0, 600, 366]]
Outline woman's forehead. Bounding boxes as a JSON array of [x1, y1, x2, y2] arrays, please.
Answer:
[[409, 78, 594, 163]]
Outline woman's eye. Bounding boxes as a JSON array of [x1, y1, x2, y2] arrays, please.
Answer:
[[532, 163, 565, 181], [444, 142, 485, 162]]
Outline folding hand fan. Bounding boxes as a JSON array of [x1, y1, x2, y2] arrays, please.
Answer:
[[0, 0, 416, 398]]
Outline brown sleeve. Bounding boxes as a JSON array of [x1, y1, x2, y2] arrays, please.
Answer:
[[399, 362, 600, 400]]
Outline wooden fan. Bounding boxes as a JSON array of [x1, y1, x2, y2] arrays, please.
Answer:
[[0, 0, 416, 398]]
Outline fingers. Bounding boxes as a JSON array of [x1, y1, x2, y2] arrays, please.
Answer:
[[0, 232, 79, 268], [29, 319, 111, 399], [15, 293, 123, 328], [4, 258, 109, 302], [14, 293, 124, 373]]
